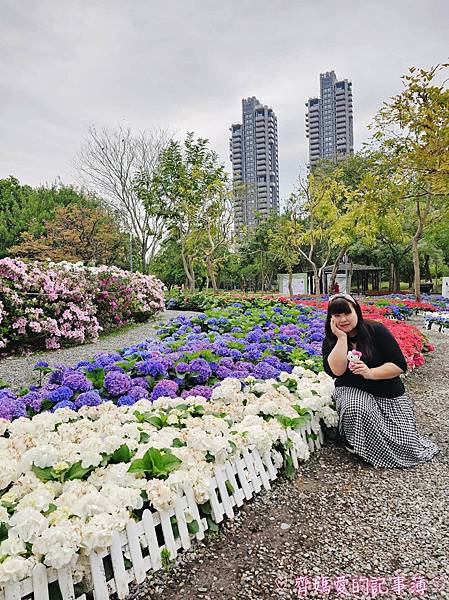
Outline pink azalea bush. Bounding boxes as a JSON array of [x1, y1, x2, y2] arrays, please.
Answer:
[[0, 258, 164, 352]]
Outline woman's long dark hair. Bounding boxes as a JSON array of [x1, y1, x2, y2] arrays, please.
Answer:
[[324, 297, 374, 362]]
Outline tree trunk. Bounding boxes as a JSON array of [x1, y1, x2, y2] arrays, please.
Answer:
[[181, 247, 195, 292], [140, 243, 148, 274], [329, 247, 347, 292], [209, 263, 218, 294], [313, 270, 320, 299], [347, 261, 354, 293], [288, 270, 293, 297], [389, 262, 400, 292], [412, 235, 421, 301]]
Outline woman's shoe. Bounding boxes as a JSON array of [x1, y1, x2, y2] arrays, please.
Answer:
[[345, 444, 356, 454]]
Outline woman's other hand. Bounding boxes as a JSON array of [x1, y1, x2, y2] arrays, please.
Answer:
[[331, 316, 347, 339], [349, 360, 373, 379]]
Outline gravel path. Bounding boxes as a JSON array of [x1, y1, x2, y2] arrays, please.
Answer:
[[128, 320, 449, 600], [0, 310, 198, 391]]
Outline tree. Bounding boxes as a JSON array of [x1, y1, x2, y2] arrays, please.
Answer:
[[373, 63, 449, 300], [10, 204, 129, 266], [267, 214, 302, 296], [0, 177, 93, 258], [75, 125, 169, 273], [141, 133, 229, 292], [291, 170, 356, 297]]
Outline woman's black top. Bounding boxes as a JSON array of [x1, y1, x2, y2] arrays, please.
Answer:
[[321, 321, 408, 398]]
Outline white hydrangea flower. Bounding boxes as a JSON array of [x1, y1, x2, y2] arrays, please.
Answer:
[[0, 556, 34, 584], [9, 508, 48, 543]]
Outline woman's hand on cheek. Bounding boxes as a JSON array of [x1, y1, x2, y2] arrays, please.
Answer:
[[331, 317, 347, 338], [349, 361, 373, 379]]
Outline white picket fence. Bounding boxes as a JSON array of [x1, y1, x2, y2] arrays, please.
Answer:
[[0, 417, 323, 600]]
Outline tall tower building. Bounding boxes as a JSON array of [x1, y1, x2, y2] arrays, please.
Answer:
[[230, 97, 280, 234], [305, 71, 353, 167]]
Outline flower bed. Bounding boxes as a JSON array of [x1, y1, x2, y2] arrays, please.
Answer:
[[0, 259, 165, 353], [0, 301, 432, 422], [0, 370, 335, 592], [165, 289, 449, 316]]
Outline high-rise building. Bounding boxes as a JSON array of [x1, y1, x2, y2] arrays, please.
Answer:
[[230, 97, 280, 234], [305, 71, 353, 167]]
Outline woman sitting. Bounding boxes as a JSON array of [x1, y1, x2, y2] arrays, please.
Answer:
[[322, 293, 439, 468]]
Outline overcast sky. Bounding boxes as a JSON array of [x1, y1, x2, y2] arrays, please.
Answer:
[[1, 0, 448, 202]]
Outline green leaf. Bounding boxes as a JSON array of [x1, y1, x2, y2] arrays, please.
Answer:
[[0, 523, 8, 543], [84, 368, 105, 389], [225, 480, 235, 495], [147, 416, 164, 429], [128, 448, 181, 478], [306, 432, 318, 441], [276, 415, 292, 429], [205, 451, 215, 463], [187, 519, 199, 535], [40, 399, 54, 412], [43, 503, 57, 516], [199, 501, 212, 515], [292, 405, 311, 417], [65, 461, 94, 481], [290, 416, 310, 429], [110, 444, 133, 464], [172, 438, 186, 448], [282, 454, 295, 478], [0, 379, 10, 390], [206, 516, 219, 532], [139, 431, 150, 443], [31, 464, 57, 482], [127, 458, 146, 474]]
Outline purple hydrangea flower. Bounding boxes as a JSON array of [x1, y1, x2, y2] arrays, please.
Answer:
[[104, 371, 132, 396], [151, 379, 179, 401], [137, 359, 167, 377], [131, 377, 149, 389], [127, 386, 149, 400], [175, 362, 189, 374], [181, 385, 212, 400], [75, 360, 92, 369], [33, 361, 49, 369], [20, 391, 43, 412], [51, 399, 77, 412], [93, 353, 120, 368], [74, 391, 102, 408], [218, 358, 234, 369], [0, 398, 13, 420], [253, 362, 280, 380], [216, 366, 234, 379], [189, 358, 212, 384], [62, 372, 93, 392]]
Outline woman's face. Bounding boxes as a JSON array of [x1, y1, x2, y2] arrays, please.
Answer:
[[331, 304, 358, 334]]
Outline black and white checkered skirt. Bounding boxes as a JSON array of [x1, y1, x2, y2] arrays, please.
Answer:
[[333, 386, 440, 469]]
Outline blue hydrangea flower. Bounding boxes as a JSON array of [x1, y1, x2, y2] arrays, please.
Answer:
[[117, 394, 136, 407], [51, 399, 77, 412], [33, 361, 49, 369], [49, 386, 74, 403]]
